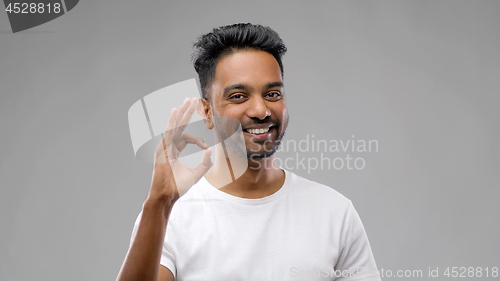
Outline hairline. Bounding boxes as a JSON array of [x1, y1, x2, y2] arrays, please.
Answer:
[[203, 47, 284, 102]]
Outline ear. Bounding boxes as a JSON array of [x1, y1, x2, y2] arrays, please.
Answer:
[[198, 98, 214, 130]]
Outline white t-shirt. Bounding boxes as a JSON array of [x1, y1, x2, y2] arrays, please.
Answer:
[[131, 169, 381, 280]]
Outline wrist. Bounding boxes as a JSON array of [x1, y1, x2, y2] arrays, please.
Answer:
[[144, 193, 176, 207], [143, 196, 176, 218]]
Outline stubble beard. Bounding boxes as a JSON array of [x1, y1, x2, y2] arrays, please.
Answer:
[[212, 114, 289, 161], [246, 114, 289, 161]]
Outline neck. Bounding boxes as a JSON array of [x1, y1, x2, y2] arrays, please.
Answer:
[[204, 146, 285, 199]]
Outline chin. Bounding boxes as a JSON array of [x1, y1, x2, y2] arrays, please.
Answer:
[[247, 148, 276, 160]]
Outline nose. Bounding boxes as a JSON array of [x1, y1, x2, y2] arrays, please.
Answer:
[[246, 96, 270, 120]]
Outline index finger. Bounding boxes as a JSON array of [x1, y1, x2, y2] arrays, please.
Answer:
[[172, 98, 199, 141], [162, 107, 179, 149]]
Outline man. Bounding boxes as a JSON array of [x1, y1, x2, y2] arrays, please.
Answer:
[[116, 23, 381, 281]]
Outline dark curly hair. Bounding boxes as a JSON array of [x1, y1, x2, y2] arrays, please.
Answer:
[[192, 23, 287, 100]]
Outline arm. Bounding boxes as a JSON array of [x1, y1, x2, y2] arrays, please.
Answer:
[[116, 194, 174, 281], [116, 98, 212, 281], [334, 202, 381, 281]]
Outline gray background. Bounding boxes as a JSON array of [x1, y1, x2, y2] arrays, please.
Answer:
[[1, 0, 499, 280]]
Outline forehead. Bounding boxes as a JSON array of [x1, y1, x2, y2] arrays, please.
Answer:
[[212, 50, 283, 92]]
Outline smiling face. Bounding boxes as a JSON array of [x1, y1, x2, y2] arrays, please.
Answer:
[[201, 49, 289, 160]]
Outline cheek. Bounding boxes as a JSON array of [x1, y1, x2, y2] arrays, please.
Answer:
[[218, 105, 246, 119], [281, 107, 288, 117], [212, 106, 248, 130], [272, 104, 288, 120]]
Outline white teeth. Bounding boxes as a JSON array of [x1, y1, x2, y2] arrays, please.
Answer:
[[246, 127, 270, 134]]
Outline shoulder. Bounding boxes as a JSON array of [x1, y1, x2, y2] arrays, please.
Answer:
[[177, 179, 207, 202], [285, 169, 352, 210], [167, 178, 215, 221]]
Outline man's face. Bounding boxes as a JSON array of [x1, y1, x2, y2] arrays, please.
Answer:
[[204, 50, 289, 160]]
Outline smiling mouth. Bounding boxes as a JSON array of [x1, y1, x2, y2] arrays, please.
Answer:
[[244, 127, 271, 134]]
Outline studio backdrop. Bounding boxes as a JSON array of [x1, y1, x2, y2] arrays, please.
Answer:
[[1, 1, 499, 280]]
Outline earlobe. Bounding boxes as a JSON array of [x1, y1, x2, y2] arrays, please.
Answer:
[[198, 98, 214, 130]]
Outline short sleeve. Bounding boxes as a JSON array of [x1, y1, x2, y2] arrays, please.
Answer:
[[160, 238, 177, 278], [129, 212, 177, 278], [334, 202, 381, 281]]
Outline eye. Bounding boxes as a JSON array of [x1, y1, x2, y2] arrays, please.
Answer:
[[266, 91, 282, 100], [229, 93, 245, 100]]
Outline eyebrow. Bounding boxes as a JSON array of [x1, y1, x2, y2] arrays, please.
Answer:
[[264, 81, 284, 90], [222, 81, 284, 96]]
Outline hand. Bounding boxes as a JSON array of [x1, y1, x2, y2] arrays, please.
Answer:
[[148, 97, 212, 210]]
